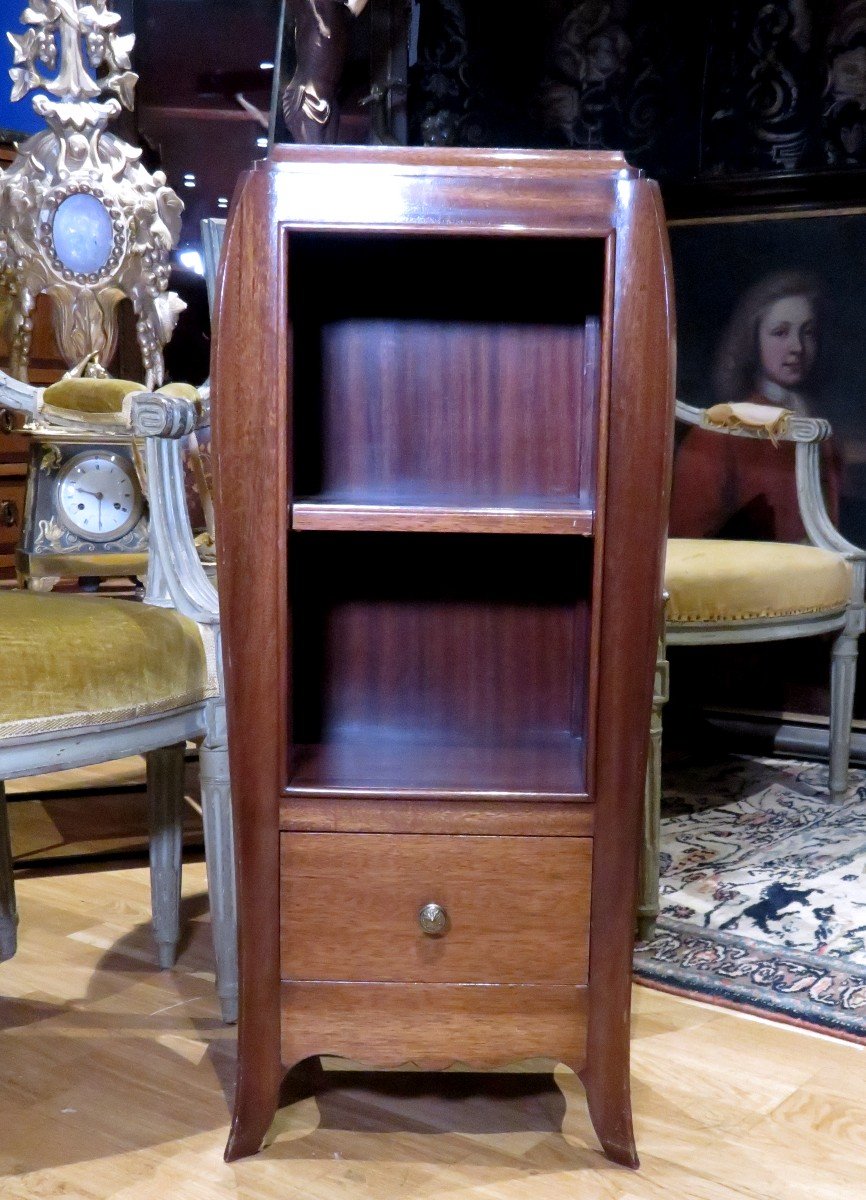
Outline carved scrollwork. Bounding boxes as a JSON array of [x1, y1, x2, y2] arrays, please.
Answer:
[[412, 0, 492, 147], [537, 1, 673, 169], [0, 2, 185, 388], [823, 0, 866, 166], [131, 392, 199, 440], [702, 0, 818, 176]]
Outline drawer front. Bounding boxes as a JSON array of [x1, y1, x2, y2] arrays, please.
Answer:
[[280, 833, 592, 986], [0, 480, 25, 552]]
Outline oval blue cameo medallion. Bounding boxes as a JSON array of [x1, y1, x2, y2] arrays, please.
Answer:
[[52, 193, 115, 275]]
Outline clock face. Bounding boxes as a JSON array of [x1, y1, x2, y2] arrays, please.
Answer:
[[55, 450, 143, 543]]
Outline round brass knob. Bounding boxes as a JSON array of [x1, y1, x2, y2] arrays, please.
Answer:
[[0, 499, 18, 527], [418, 902, 448, 937]]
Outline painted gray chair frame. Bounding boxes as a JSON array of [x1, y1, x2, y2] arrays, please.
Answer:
[[637, 401, 866, 941], [0, 379, 238, 1023]]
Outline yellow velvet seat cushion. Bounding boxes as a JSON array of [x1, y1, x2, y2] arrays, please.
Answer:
[[0, 591, 214, 737], [665, 539, 852, 624], [158, 381, 199, 404], [42, 377, 142, 414], [41, 378, 201, 420]]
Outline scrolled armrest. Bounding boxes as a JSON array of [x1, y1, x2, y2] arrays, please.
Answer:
[[677, 399, 831, 444], [0, 367, 39, 417], [128, 384, 218, 626], [129, 391, 203, 439]]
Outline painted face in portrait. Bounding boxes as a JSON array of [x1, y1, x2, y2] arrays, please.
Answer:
[[756, 294, 818, 391]]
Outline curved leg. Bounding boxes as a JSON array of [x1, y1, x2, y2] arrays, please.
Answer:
[[0, 782, 18, 961], [576, 1060, 639, 1169], [224, 1057, 321, 1162], [200, 699, 238, 1024], [637, 635, 668, 942], [829, 627, 859, 801], [225, 1068, 283, 1162], [147, 743, 185, 969]]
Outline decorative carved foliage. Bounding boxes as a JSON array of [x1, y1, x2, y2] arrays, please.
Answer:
[[701, 0, 820, 176], [412, 0, 689, 172], [8, 0, 136, 109], [538, 0, 683, 170], [410, 0, 475, 146], [823, 0, 866, 165], [410, 1, 866, 184], [0, 1, 185, 388]]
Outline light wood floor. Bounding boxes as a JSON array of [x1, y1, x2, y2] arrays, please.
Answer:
[[2, 856, 864, 1200], [7, 755, 202, 864]]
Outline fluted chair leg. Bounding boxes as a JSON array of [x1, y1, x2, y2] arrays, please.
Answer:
[[147, 743, 185, 968], [829, 628, 859, 801], [0, 782, 18, 961], [637, 634, 669, 943], [200, 700, 238, 1024]]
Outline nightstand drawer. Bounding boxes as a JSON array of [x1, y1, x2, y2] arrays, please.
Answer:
[[280, 832, 592, 986], [0, 480, 25, 552]]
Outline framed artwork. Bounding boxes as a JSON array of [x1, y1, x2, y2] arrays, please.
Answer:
[[669, 206, 866, 549]]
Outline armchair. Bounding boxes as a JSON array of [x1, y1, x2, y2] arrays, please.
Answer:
[[637, 399, 865, 940], [0, 373, 237, 1023]]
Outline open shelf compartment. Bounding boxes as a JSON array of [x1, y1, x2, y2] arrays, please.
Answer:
[[289, 232, 604, 521], [286, 532, 592, 802]]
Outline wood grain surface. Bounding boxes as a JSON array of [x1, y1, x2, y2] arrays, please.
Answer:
[[279, 796, 594, 836], [280, 982, 588, 1070], [211, 147, 675, 1168], [279, 833, 592, 986], [291, 500, 595, 535]]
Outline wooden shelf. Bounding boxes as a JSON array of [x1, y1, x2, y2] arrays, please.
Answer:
[[291, 500, 594, 536], [285, 736, 588, 803]]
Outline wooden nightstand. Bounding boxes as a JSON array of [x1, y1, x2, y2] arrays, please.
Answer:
[[212, 146, 675, 1170]]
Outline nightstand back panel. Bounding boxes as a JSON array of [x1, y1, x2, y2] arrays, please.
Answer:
[[291, 233, 602, 508]]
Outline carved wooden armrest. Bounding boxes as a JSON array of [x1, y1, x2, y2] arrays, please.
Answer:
[[796, 439, 866, 563], [0, 368, 39, 418], [128, 392, 219, 626], [677, 400, 831, 444], [129, 390, 204, 439]]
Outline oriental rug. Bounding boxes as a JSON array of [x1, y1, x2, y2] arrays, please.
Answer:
[[632, 753, 866, 1043]]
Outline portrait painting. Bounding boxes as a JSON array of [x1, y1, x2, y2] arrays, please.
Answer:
[[668, 208, 866, 548]]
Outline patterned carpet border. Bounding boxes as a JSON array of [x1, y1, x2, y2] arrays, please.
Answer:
[[636, 922, 866, 1044], [632, 754, 866, 1044]]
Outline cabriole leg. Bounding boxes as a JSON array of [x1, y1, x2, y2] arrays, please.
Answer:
[[147, 743, 185, 969], [200, 699, 238, 1024], [0, 782, 18, 961]]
